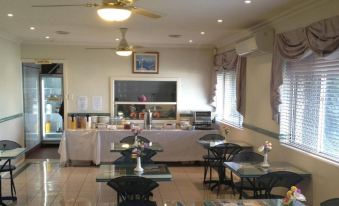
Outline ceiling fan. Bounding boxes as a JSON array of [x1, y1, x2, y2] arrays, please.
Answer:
[[87, 28, 140, 56], [32, 0, 161, 22]]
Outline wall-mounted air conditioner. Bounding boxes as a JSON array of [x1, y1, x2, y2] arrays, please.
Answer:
[[235, 28, 275, 56]]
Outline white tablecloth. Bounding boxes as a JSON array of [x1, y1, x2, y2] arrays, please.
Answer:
[[59, 129, 100, 165], [59, 129, 219, 165]]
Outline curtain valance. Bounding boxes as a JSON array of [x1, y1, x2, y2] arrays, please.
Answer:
[[271, 15, 339, 122], [211, 50, 246, 116], [214, 50, 239, 70]]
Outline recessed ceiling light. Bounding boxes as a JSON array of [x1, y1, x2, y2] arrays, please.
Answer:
[[29, 27, 36, 30], [200, 31, 205, 35], [7, 13, 14, 17], [217, 19, 223, 23], [45, 36, 50, 39], [244, 0, 252, 4], [115, 38, 120, 41], [189, 40, 193, 43]]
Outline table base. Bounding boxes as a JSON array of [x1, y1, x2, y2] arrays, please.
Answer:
[[0, 196, 17, 206]]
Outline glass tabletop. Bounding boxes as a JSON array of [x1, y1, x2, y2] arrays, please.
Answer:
[[197, 139, 252, 149], [224, 161, 311, 178], [96, 164, 172, 182], [0, 148, 26, 159], [110, 142, 164, 152], [204, 199, 306, 206]]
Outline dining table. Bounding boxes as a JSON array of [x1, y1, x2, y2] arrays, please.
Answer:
[[224, 161, 311, 199], [110, 142, 164, 152], [0, 148, 26, 205], [204, 199, 306, 206], [197, 139, 253, 150], [139, 199, 306, 206], [96, 163, 172, 182]]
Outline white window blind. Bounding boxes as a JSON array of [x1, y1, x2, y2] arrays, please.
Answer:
[[280, 51, 339, 162], [216, 68, 243, 127]]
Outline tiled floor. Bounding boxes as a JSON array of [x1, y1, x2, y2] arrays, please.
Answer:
[[26, 146, 60, 159], [2, 159, 236, 206]]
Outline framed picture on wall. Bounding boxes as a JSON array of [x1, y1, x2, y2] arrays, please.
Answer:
[[132, 52, 159, 74]]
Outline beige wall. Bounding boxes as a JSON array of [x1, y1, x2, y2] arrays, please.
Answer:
[[0, 35, 24, 145], [21, 45, 214, 114], [222, 1, 339, 206]]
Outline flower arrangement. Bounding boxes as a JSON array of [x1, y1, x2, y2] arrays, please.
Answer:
[[282, 186, 306, 206], [131, 142, 145, 158], [131, 128, 143, 136], [258, 140, 273, 167], [223, 126, 231, 140], [258, 140, 273, 153]]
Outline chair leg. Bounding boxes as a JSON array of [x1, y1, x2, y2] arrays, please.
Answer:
[[216, 167, 223, 196], [209, 164, 212, 187], [203, 160, 207, 183], [230, 172, 236, 196], [10, 170, 16, 198]]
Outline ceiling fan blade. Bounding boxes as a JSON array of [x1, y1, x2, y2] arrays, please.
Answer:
[[132, 7, 161, 19], [103, 0, 135, 5], [85, 48, 116, 50], [132, 45, 144, 49], [32, 3, 98, 8]]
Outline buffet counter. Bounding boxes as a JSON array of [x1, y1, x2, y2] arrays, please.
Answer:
[[58, 129, 219, 165]]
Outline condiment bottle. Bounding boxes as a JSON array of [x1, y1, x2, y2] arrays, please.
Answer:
[[70, 114, 77, 129], [86, 114, 92, 129], [45, 120, 51, 133]]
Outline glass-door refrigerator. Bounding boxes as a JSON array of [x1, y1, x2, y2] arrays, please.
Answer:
[[40, 74, 63, 142], [23, 64, 41, 150]]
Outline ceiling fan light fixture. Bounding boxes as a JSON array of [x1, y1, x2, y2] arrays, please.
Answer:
[[116, 49, 133, 56], [97, 6, 132, 21]]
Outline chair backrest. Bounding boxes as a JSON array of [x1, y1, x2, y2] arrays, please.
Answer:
[[199, 134, 225, 141], [107, 176, 159, 203], [0, 140, 21, 150], [114, 148, 156, 165], [120, 135, 150, 144], [209, 143, 242, 164], [257, 171, 303, 198], [232, 151, 264, 163], [321, 198, 339, 206]]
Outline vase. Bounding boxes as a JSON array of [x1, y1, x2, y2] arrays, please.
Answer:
[[224, 134, 228, 143], [261, 151, 270, 168], [134, 157, 144, 172], [133, 136, 138, 147]]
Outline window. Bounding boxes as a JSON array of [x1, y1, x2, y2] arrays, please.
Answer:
[[280, 51, 339, 162], [215, 68, 243, 127]]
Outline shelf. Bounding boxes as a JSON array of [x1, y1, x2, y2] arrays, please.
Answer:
[[115, 102, 177, 105], [45, 132, 63, 135]]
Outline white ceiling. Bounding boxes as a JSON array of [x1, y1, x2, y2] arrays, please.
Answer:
[[0, 0, 307, 48]]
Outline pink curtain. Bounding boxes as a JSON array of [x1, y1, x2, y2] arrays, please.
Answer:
[[271, 15, 339, 122]]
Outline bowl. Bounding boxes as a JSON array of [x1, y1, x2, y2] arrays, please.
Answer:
[[98, 116, 110, 124], [91, 116, 98, 123]]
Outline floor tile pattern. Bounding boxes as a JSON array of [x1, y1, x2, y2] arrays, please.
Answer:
[[2, 160, 236, 206]]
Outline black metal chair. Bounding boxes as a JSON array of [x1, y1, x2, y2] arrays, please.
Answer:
[[120, 135, 150, 144], [0, 140, 22, 200], [114, 148, 157, 165], [256, 171, 303, 199], [208, 143, 242, 195], [231, 151, 264, 197], [107, 176, 159, 206], [321, 198, 339, 206], [199, 134, 225, 184]]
